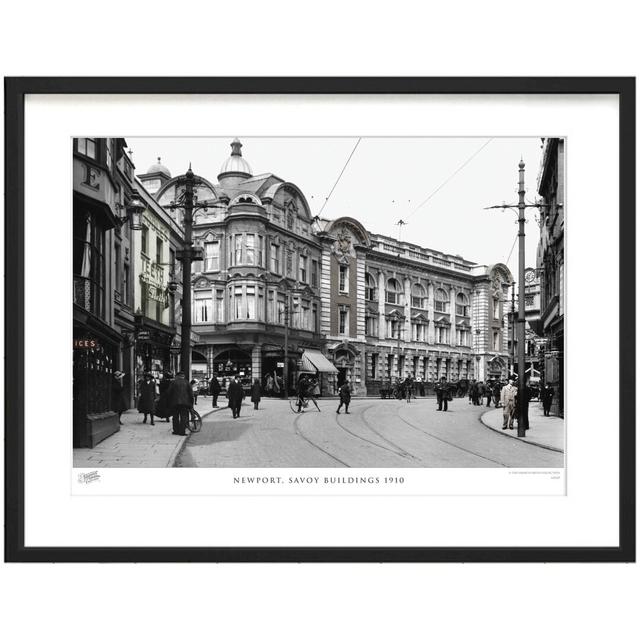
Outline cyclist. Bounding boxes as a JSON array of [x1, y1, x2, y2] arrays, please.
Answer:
[[296, 375, 320, 412]]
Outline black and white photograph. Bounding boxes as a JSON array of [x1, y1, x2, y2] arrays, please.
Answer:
[[72, 135, 565, 472]]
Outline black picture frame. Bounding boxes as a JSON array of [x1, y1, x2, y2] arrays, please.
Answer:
[[4, 77, 635, 563]]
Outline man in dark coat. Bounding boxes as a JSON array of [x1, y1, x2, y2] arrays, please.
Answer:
[[484, 381, 494, 407], [227, 376, 244, 419], [209, 374, 221, 408], [137, 372, 156, 425], [250, 378, 262, 410], [435, 376, 450, 412], [541, 383, 554, 416], [336, 381, 352, 414], [167, 372, 194, 435], [156, 371, 173, 422]]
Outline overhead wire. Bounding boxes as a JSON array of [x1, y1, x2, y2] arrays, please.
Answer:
[[404, 138, 493, 220], [317, 138, 361, 217]]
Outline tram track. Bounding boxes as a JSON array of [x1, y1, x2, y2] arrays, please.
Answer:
[[334, 406, 420, 463], [292, 412, 350, 467], [395, 407, 509, 467]]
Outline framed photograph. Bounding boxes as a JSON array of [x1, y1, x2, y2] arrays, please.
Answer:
[[5, 77, 635, 562]]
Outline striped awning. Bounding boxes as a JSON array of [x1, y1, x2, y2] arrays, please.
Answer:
[[301, 349, 338, 374]]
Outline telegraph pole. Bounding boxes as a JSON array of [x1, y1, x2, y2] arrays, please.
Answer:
[[516, 160, 527, 437], [485, 158, 551, 437], [510, 282, 516, 375]]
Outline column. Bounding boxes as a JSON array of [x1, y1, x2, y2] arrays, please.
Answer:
[[449, 285, 457, 347], [427, 282, 435, 343], [377, 271, 386, 339], [403, 277, 411, 343], [251, 345, 262, 384]]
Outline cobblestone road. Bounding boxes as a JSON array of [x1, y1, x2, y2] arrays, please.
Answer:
[[176, 397, 564, 468]]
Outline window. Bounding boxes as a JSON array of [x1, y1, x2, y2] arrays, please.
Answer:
[[365, 272, 377, 301], [270, 243, 280, 274], [311, 260, 318, 287], [435, 324, 449, 343], [204, 241, 219, 271], [73, 210, 106, 319], [338, 305, 349, 335], [456, 292, 469, 316], [155, 300, 163, 323], [493, 297, 500, 320], [365, 315, 378, 337], [245, 235, 256, 265], [194, 290, 212, 323], [277, 293, 286, 324], [77, 138, 97, 159], [105, 139, 114, 172], [122, 263, 129, 305], [386, 318, 401, 339], [234, 286, 243, 319], [215, 289, 225, 322], [312, 303, 318, 332], [258, 236, 264, 267], [299, 255, 308, 283], [115, 243, 121, 296], [339, 264, 349, 294], [141, 226, 148, 255], [457, 328, 469, 346], [412, 322, 426, 342], [386, 278, 403, 305], [411, 283, 427, 309], [246, 286, 256, 319], [370, 353, 378, 379], [234, 235, 243, 265], [434, 288, 449, 312], [268, 290, 276, 323], [258, 287, 264, 321], [290, 297, 300, 329], [493, 331, 500, 351], [141, 282, 149, 317], [156, 237, 163, 264], [302, 299, 310, 329]]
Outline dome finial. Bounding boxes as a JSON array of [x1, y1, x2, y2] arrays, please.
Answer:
[[231, 138, 243, 157]]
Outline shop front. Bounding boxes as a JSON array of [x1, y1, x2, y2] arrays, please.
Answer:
[[212, 347, 254, 392], [134, 316, 175, 391]]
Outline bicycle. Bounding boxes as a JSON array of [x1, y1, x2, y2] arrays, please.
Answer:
[[289, 395, 309, 414], [185, 408, 202, 433]]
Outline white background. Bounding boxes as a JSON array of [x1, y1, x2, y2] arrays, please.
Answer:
[[26, 94, 603, 547], [1, 2, 638, 639]]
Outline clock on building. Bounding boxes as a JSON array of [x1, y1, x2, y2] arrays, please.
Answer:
[[524, 270, 536, 283]]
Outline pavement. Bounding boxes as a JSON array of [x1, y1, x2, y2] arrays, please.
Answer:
[[480, 401, 565, 453], [73, 399, 222, 468]]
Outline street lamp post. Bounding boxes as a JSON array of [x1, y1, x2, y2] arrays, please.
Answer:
[[166, 165, 226, 378]]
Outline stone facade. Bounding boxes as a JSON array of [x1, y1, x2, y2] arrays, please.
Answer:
[[536, 137, 565, 416], [138, 139, 513, 396]]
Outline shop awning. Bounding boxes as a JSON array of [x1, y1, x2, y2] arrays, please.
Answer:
[[301, 349, 338, 374]]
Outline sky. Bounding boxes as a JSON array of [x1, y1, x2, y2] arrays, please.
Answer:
[[127, 136, 546, 280]]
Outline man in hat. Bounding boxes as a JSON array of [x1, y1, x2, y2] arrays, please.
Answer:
[[500, 375, 518, 430], [435, 376, 450, 412], [167, 372, 194, 435]]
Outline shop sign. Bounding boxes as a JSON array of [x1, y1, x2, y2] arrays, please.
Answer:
[[276, 361, 284, 368], [137, 330, 151, 342]]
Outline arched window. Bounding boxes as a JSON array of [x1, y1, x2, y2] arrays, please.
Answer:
[[365, 272, 377, 301], [434, 288, 449, 313], [411, 283, 427, 309], [385, 278, 403, 305], [456, 292, 469, 316]]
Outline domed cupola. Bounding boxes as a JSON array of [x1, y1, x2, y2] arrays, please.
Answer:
[[147, 156, 171, 179], [217, 138, 252, 187], [137, 156, 171, 194]]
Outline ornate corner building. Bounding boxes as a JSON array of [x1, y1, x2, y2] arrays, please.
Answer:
[[138, 139, 513, 395]]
